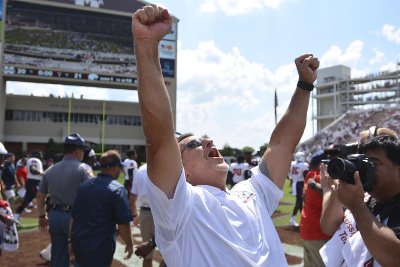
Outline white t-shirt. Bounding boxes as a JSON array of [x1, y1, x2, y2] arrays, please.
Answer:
[[26, 158, 43, 181], [130, 164, 150, 208], [124, 159, 138, 181], [147, 166, 288, 266], [289, 161, 309, 183], [229, 162, 250, 184]]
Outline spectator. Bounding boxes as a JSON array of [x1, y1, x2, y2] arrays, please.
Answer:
[[132, 4, 319, 265], [300, 151, 331, 267], [130, 163, 163, 267], [69, 150, 133, 267], [37, 133, 91, 267], [1, 153, 19, 212], [320, 135, 400, 266]]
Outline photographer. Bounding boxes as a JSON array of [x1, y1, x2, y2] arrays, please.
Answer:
[[320, 135, 400, 266]]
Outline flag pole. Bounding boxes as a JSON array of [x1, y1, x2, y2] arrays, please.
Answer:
[[274, 88, 278, 126]]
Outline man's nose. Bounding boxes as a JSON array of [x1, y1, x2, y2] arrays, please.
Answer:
[[202, 139, 213, 148]]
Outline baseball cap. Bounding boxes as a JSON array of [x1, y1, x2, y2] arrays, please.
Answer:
[[64, 133, 86, 147], [311, 151, 328, 166], [100, 158, 126, 168], [5, 152, 14, 158]]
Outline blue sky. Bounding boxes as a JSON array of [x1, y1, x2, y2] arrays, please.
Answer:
[[8, 0, 400, 151]]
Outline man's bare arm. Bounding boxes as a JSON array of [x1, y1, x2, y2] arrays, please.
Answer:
[[264, 54, 319, 189], [132, 5, 182, 199], [118, 223, 134, 260], [320, 163, 344, 235], [37, 192, 48, 232]]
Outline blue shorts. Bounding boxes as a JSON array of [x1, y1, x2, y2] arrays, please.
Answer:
[[296, 181, 304, 201], [22, 179, 40, 205]]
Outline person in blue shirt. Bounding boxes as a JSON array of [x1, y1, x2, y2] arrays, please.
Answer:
[[69, 150, 133, 267], [1, 153, 19, 212]]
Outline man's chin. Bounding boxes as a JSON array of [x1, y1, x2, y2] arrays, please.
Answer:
[[212, 161, 229, 172]]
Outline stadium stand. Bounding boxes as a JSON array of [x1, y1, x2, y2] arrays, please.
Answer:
[[298, 106, 400, 161]]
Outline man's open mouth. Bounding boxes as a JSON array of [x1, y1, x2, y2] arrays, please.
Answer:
[[208, 147, 219, 157]]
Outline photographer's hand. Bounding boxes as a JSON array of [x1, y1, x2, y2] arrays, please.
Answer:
[[320, 163, 345, 236], [337, 171, 365, 210]]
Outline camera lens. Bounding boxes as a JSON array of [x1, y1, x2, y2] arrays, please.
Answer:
[[327, 158, 346, 178]]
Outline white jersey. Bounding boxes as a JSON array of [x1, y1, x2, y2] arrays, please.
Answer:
[[130, 164, 149, 208], [123, 159, 138, 181], [289, 161, 309, 183], [26, 158, 43, 181], [147, 166, 288, 266], [229, 162, 250, 184]]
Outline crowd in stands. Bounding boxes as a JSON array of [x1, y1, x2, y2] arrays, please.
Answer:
[[298, 106, 400, 161]]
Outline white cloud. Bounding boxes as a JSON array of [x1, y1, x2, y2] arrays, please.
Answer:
[[382, 24, 400, 44], [177, 41, 300, 149], [199, 0, 217, 13], [379, 61, 397, 72], [199, 0, 293, 15], [320, 40, 364, 68], [369, 47, 385, 65]]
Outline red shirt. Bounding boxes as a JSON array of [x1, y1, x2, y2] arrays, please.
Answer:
[[16, 167, 28, 182], [300, 169, 332, 240]]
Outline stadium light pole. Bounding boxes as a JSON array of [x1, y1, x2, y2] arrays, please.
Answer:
[[102, 101, 106, 154]]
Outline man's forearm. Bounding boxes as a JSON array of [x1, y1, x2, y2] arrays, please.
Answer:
[[118, 223, 133, 246], [320, 189, 343, 235], [351, 203, 400, 266], [36, 192, 47, 216], [265, 88, 310, 189], [135, 41, 175, 142], [129, 194, 138, 216]]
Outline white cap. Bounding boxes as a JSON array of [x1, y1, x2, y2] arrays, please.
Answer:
[[88, 149, 96, 157], [0, 142, 7, 154]]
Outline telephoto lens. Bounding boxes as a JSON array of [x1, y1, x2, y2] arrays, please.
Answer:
[[327, 158, 357, 184]]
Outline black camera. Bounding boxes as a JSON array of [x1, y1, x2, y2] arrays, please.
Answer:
[[324, 143, 359, 157], [327, 154, 375, 192]]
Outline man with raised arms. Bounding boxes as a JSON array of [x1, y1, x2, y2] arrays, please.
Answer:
[[132, 4, 319, 266]]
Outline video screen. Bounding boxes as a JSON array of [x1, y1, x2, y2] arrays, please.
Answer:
[[3, 1, 136, 76]]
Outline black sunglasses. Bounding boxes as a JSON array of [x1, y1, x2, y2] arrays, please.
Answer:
[[181, 139, 203, 155]]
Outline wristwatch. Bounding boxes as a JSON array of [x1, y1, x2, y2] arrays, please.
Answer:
[[148, 239, 157, 248], [309, 182, 316, 189]]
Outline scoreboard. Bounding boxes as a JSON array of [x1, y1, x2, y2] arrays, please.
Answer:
[[1, 0, 177, 89]]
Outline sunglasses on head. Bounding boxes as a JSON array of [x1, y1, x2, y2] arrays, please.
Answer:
[[181, 139, 203, 155]]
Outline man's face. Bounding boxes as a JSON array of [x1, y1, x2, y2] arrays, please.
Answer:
[[179, 136, 229, 187], [7, 155, 15, 163], [76, 147, 85, 162], [366, 148, 400, 202]]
